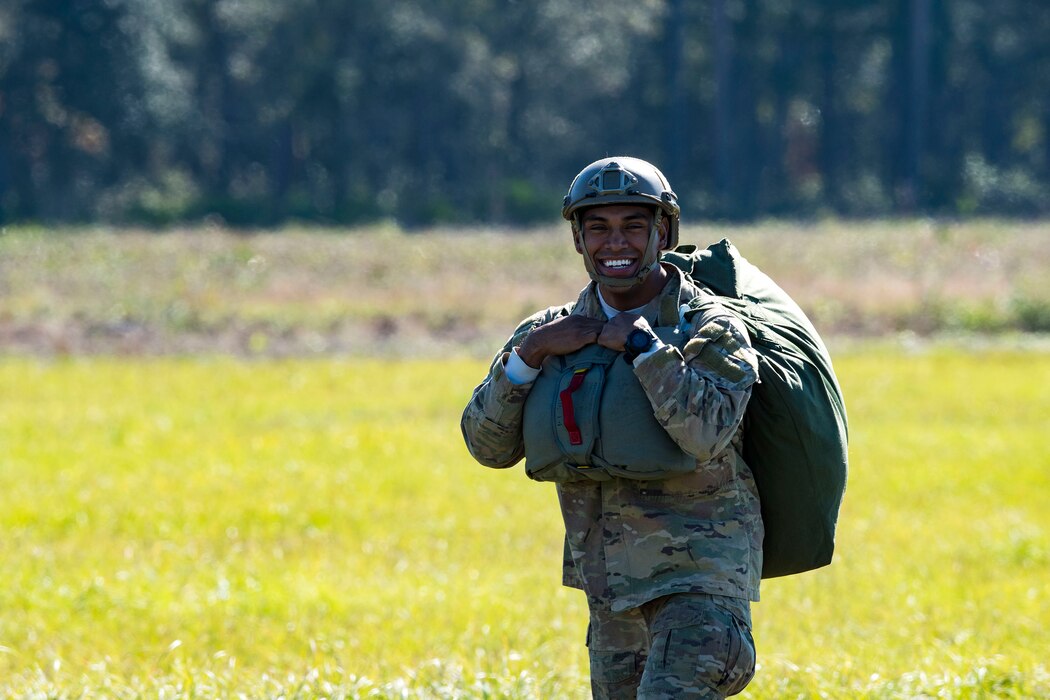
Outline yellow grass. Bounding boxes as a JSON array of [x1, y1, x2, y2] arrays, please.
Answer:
[[0, 350, 1047, 697]]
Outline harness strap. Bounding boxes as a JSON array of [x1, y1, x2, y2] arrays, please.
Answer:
[[559, 367, 589, 445]]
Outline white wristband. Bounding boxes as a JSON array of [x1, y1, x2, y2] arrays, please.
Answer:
[[505, 348, 542, 385], [632, 340, 665, 367]]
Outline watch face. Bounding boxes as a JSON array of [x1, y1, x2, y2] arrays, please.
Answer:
[[627, 329, 654, 353]]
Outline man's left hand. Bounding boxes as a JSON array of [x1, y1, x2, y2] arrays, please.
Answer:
[[597, 313, 653, 352]]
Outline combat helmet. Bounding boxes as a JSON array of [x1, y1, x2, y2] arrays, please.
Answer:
[[562, 157, 680, 288]]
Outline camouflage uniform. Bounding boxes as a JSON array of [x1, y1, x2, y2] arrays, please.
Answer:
[[461, 266, 762, 698], [587, 593, 756, 699]]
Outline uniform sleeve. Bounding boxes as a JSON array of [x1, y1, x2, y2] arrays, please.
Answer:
[[460, 310, 555, 469], [632, 306, 759, 462]]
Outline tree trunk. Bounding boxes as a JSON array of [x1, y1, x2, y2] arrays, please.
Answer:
[[819, 8, 841, 211], [663, 0, 687, 186], [711, 0, 734, 215], [904, 0, 932, 210]]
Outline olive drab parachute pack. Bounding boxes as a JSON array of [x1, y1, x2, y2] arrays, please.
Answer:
[[662, 239, 849, 579]]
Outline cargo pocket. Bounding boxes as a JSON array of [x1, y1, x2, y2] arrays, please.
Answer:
[[523, 352, 612, 482], [589, 649, 639, 685], [718, 608, 756, 696], [526, 359, 611, 482], [644, 597, 756, 697], [553, 362, 605, 461], [586, 618, 645, 698]]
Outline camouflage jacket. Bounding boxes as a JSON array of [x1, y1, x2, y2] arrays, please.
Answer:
[[461, 266, 763, 612]]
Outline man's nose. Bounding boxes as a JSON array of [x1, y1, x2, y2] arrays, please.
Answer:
[[605, 227, 629, 248]]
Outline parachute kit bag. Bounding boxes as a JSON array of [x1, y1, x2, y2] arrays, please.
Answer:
[[663, 239, 849, 579]]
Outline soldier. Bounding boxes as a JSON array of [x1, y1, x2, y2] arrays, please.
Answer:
[[461, 157, 762, 699]]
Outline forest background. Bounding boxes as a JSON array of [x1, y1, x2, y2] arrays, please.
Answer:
[[2, 0, 1050, 227]]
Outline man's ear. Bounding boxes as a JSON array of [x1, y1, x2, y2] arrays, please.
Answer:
[[657, 215, 670, 250], [572, 225, 584, 255]]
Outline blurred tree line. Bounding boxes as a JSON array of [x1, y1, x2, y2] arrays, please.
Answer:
[[1, 0, 1048, 227]]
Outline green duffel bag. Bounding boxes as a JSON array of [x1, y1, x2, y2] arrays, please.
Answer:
[[663, 239, 849, 579]]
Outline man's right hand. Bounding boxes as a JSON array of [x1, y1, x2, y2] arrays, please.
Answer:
[[517, 315, 605, 368]]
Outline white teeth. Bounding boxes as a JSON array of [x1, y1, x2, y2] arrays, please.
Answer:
[[602, 259, 634, 269]]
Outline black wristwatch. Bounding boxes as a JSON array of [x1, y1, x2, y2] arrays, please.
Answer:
[[623, 328, 658, 364]]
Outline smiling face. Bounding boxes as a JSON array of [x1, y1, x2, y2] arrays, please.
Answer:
[[573, 204, 671, 308], [575, 204, 668, 279]]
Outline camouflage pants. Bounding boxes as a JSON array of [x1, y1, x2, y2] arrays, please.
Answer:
[[586, 593, 756, 699]]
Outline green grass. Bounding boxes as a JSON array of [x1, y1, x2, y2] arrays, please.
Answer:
[[0, 350, 1047, 698]]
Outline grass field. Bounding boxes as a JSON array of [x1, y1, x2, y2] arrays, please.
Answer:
[[1, 350, 1047, 698], [2, 221, 1049, 356]]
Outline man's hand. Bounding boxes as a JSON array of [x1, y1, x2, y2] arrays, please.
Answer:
[[597, 313, 653, 352], [517, 315, 606, 368]]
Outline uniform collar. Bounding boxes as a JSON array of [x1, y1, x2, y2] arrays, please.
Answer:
[[573, 263, 698, 326]]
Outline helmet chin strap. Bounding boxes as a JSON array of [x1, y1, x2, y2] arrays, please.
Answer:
[[574, 211, 664, 289]]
